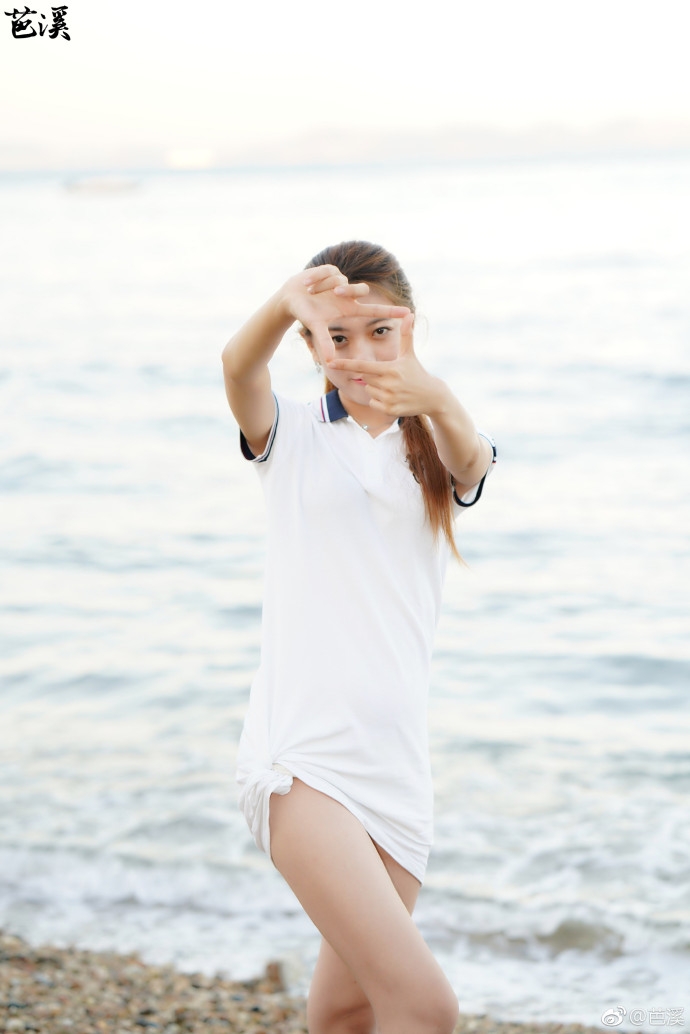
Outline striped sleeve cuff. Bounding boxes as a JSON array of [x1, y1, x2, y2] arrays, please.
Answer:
[[452, 431, 497, 508], [239, 394, 279, 463]]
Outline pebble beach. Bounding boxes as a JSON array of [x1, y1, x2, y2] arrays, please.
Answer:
[[0, 930, 610, 1034]]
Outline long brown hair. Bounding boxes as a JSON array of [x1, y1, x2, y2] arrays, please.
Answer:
[[305, 240, 461, 561]]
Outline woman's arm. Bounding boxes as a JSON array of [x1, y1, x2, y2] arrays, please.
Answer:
[[423, 382, 494, 492], [221, 267, 411, 457], [221, 292, 293, 458]]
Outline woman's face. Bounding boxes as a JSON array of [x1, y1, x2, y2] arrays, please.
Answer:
[[305, 286, 403, 405]]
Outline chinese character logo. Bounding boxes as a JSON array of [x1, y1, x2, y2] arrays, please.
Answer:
[[602, 1007, 627, 1027], [601, 1006, 686, 1029], [4, 5, 70, 39]]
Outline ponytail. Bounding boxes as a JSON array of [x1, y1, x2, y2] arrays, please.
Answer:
[[400, 415, 462, 563]]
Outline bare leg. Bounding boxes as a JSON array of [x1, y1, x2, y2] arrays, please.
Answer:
[[269, 779, 459, 1034], [307, 842, 421, 1034], [307, 939, 374, 1034]]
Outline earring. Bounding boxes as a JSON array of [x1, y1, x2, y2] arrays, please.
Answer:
[[314, 361, 322, 373]]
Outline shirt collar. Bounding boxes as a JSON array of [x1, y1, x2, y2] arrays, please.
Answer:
[[313, 389, 402, 433], [316, 389, 349, 423]]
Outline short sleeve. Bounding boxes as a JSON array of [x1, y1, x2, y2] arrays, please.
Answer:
[[239, 393, 279, 463], [451, 431, 497, 509], [239, 393, 313, 469]]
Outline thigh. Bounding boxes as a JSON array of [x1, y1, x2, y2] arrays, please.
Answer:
[[269, 778, 453, 1024], [374, 840, 422, 912], [307, 938, 373, 1034], [307, 841, 422, 1033]]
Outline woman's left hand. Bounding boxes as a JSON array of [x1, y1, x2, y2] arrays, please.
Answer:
[[326, 313, 447, 418]]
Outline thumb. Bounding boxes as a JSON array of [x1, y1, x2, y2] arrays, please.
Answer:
[[310, 320, 335, 363], [398, 312, 415, 356]]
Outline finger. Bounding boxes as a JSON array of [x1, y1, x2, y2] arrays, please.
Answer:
[[365, 389, 397, 415], [308, 321, 335, 363], [398, 312, 415, 355], [366, 396, 388, 412], [307, 273, 348, 294], [353, 303, 411, 319], [326, 358, 386, 375], [333, 282, 369, 297], [302, 264, 343, 286]]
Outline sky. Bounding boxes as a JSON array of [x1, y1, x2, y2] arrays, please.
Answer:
[[1, 0, 689, 169]]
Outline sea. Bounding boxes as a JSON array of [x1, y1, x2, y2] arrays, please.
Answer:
[[1, 156, 688, 1032]]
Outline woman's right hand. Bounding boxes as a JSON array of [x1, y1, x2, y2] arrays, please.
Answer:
[[275, 264, 410, 363]]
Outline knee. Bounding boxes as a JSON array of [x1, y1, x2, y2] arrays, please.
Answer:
[[412, 986, 460, 1034], [433, 992, 460, 1034], [307, 999, 375, 1034]]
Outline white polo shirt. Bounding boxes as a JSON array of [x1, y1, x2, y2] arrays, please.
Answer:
[[235, 389, 496, 881]]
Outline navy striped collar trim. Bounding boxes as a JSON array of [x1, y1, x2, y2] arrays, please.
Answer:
[[316, 389, 350, 423], [315, 389, 402, 428]]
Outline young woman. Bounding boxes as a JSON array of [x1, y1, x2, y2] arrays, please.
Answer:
[[221, 241, 496, 1034]]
